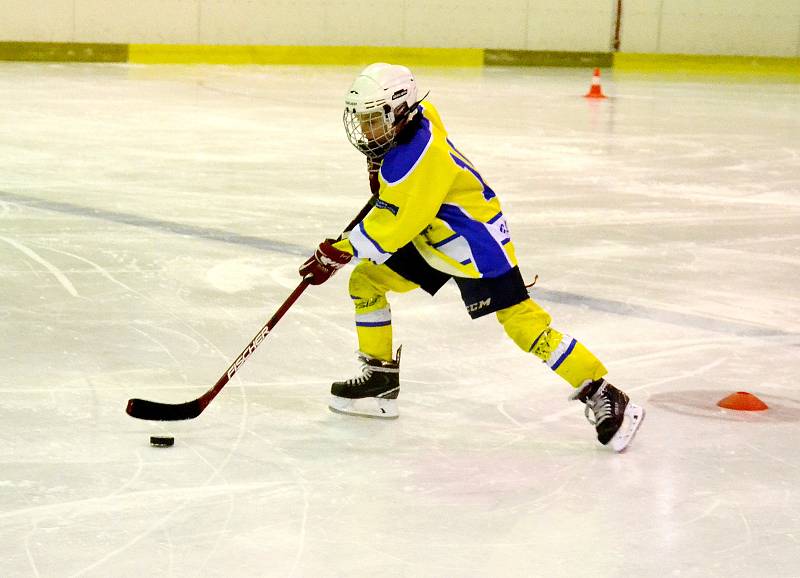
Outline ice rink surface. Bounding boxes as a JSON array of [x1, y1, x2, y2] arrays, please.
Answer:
[[1, 62, 799, 577]]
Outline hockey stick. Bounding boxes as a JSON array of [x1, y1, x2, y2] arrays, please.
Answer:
[[126, 196, 377, 421]]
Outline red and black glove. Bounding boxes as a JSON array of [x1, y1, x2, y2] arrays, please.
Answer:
[[299, 239, 352, 285]]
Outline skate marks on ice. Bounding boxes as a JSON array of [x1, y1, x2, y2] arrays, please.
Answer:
[[2, 188, 794, 342], [0, 239, 255, 575], [648, 389, 800, 423], [0, 235, 79, 297]]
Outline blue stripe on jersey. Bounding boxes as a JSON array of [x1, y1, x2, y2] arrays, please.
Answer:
[[550, 338, 576, 370], [446, 137, 468, 162], [488, 211, 503, 224], [436, 203, 511, 277], [449, 153, 496, 201], [356, 320, 392, 327], [380, 116, 433, 185], [432, 232, 459, 248]]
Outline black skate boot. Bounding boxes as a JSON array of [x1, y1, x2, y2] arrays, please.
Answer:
[[569, 378, 645, 452], [328, 348, 401, 419]]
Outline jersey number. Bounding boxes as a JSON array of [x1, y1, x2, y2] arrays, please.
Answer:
[[446, 138, 496, 201]]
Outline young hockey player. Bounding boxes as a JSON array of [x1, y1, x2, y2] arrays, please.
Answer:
[[299, 63, 644, 452]]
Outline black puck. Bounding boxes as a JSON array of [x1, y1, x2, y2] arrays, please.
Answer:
[[150, 436, 175, 447]]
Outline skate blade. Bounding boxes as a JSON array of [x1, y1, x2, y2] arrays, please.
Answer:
[[328, 395, 399, 420], [609, 403, 645, 452]]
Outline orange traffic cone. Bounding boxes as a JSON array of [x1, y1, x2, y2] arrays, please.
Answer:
[[585, 68, 607, 99], [717, 391, 768, 411]]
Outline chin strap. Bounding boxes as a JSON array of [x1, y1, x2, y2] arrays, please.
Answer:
[[367, 158, 382, 195]]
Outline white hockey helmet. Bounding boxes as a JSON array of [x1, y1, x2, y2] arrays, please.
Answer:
[[343, 63, 418, 159]]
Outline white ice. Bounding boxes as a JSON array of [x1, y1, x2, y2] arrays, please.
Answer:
[[1, 63, 799, 577]]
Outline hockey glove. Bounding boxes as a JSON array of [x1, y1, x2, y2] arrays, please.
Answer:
[[299, 239, 352, 285]]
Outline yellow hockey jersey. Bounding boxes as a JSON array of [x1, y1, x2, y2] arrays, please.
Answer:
[[340, 101, 518, 279]]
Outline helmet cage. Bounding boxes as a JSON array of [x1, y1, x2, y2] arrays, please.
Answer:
[[343, 103, 408, 159]]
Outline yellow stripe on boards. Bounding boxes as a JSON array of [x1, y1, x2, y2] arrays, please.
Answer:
[[614, 52, 800, 77], [2, 40, 795, 78], [128, 45, 484, 67], [0, 41, 127, 62]]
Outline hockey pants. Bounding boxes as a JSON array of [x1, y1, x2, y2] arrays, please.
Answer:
[[348, 260, 607, 389]]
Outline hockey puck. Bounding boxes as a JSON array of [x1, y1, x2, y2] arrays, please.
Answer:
[[150, 436, 174, 447]]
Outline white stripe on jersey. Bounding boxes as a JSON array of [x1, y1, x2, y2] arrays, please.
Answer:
[[435, 235, 474, 266], [486, 214, 512, 261], [349, 222, 392, 264]]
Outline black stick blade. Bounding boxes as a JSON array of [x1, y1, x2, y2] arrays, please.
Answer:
[[126, 397, 204, 421]]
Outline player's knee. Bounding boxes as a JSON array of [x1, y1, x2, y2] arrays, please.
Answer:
[[349, 261, 418, 300], [497, 300, 552, 352], [349, 262, 379, 299], [349, 263, 392, 315]]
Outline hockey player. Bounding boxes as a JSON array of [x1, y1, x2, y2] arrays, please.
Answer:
[[299, 63, 644, 452]]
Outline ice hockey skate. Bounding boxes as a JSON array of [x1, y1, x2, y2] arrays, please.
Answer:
[[328, 349, 401, 419], [570, 378, 645, 452]]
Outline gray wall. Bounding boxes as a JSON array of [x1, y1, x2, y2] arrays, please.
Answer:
[[1, 0, 798, 57]]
